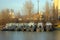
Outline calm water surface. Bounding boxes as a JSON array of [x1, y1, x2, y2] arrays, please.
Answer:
[[0, 31, 60, 40]]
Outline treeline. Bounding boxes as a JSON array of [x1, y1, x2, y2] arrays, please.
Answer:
[[0, 0, 59, 25], [0, 0, 35, 25]]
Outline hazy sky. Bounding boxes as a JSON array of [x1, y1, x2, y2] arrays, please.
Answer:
[[0, 0, 53, 13]]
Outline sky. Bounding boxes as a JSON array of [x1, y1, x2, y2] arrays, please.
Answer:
[[0, 0, 53, 13]]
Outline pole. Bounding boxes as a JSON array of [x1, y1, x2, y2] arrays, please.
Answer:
[[38, 0, 39, 22]]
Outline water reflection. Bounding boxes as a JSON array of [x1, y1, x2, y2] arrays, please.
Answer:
[[0, 31, 60, 40]]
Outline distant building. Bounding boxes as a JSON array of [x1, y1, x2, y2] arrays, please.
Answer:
[[58, 0, 60, 20], [54, 0, 58, 9], [9, 9, 15, 18], [53, 0, 58, 21], [54, 0, 60, 20], [58, 9, 60, 20]]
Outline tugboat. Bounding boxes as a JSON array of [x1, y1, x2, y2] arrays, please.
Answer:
[[37, 22, 44, 32], [28, 22, 34, 32], [45, 22, 53, 31]]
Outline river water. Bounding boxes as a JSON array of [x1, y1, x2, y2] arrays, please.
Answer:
[[0, 31, 60, 40]]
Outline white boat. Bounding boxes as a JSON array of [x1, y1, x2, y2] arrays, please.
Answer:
[[45, 22, 52, 31]]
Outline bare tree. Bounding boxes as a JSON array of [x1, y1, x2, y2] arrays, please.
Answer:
[[1, 9, 10, 25], [45, 1, 50, 22], [16, 12, 21, 18], [22, 0, 34, 22], [24, 0, 34, 15]]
